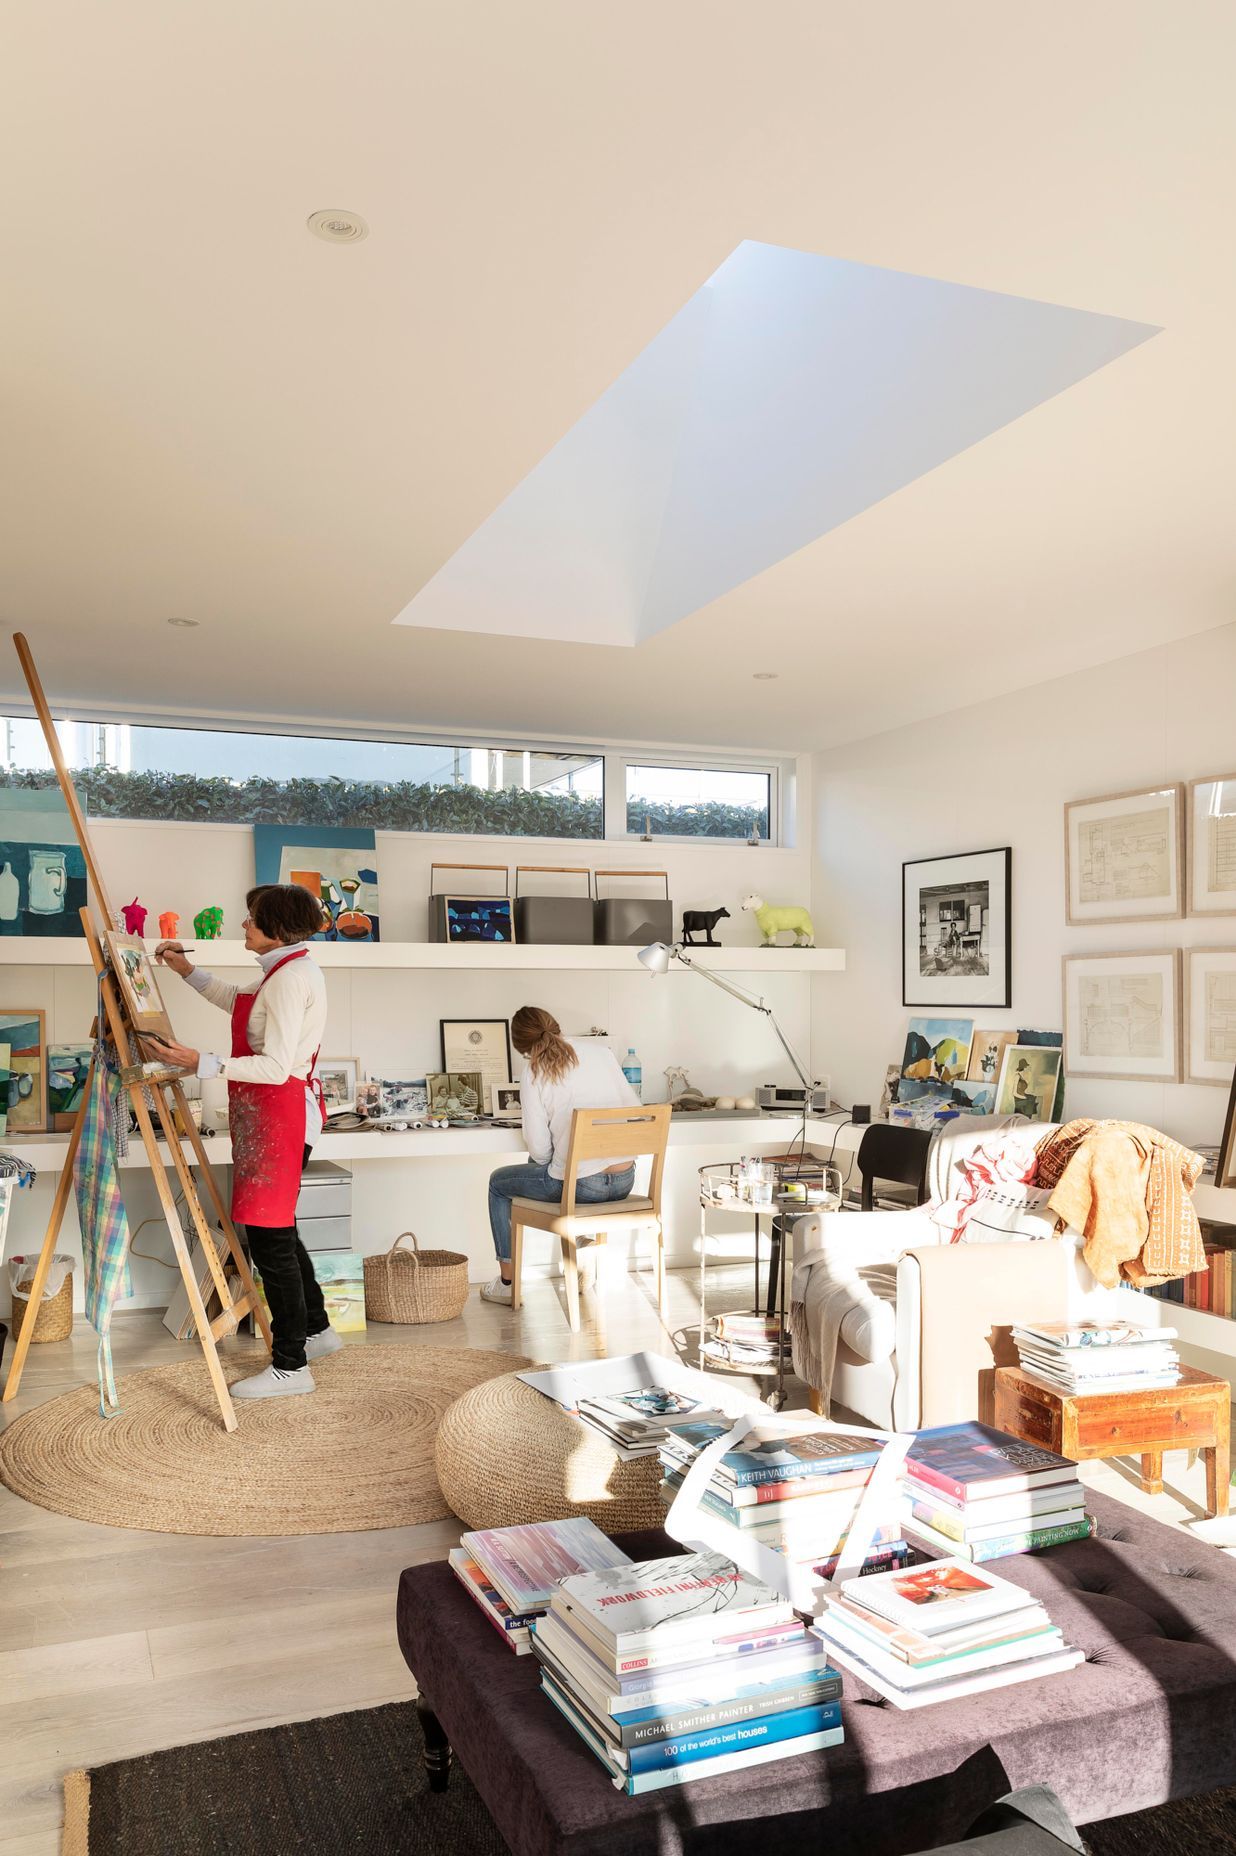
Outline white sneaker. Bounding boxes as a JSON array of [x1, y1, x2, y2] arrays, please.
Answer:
[[231, 1364, 316, 1400], [480, 1278, 514, 1306], [305, 1328, 343, 1362]]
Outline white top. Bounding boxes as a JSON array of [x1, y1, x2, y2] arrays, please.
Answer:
[[188, 945, 327, 1148], [521, 1039, 641, 1180]]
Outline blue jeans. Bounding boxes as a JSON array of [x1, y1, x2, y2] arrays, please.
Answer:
[[488, 1162, 637, 1263]]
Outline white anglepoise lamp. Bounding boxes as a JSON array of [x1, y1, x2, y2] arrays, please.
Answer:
[[636, 942, 819, 1098]]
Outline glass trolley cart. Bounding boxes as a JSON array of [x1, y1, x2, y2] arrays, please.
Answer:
[[697, 1156, 842, 1411]]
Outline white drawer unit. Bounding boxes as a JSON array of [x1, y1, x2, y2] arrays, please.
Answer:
[[297, 1161, 353, 1250]]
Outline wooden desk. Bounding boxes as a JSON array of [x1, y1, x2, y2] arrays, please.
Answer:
[[994, 1363, 1231, 1519]]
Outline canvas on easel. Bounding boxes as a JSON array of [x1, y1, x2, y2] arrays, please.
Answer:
[[1, 632, 270, 1433]]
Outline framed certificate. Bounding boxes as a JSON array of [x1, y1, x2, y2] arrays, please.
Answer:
[[439, 1019, 512, 1095]]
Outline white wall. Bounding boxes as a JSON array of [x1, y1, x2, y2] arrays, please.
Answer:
[[810, 620, 1236, 1149], [1, 791, 823, 1311]]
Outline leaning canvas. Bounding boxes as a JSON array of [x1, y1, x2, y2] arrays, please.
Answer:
[[253, 824, 380, 942], [0, 1010, 48, 1132], [0, 787, 89, 938], [105, 931, 173, 1037]]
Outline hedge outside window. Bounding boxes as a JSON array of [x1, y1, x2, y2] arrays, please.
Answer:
[[625, 763, 771, 842]]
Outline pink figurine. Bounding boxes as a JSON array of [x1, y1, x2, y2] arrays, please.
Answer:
[[121, 897, 148, 937], [159, 910, 180, 941]]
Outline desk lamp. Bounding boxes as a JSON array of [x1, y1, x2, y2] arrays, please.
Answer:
[[636, 942, 820, 1100]]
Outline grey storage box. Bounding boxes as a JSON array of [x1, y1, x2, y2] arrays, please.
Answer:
[[513, 865, 594, 945], [592, 868, 674, 947], [427, 861, 517, 945]]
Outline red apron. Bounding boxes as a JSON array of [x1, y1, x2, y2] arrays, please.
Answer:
[[229, 948, 323, 1226]]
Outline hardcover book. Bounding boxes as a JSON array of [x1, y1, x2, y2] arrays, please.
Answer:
[[905, 1422, 1076, 1503], [461, 1517, 632, 1614], [553, 1551, 793, 1663], [532, 1609, 826, 1715], [843, 1556, 1031, 1634], [902, 1512, 1095, 1563], [664, 1419, 883, 1488]]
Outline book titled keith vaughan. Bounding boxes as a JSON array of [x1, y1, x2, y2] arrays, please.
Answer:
[[555, 1553, 792, 1665]]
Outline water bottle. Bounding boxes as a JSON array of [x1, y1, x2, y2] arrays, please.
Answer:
[[622, 1046, 642, 1099]]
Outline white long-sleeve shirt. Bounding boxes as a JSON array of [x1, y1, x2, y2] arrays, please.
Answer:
[[188, 945, 327, 1148], [521, 1039, 641, 1180]]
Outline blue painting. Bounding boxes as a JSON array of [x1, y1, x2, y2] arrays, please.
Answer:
[[0, 788, 88, 937], [253, 826, 380, 942], [446, 896, 514, 944]]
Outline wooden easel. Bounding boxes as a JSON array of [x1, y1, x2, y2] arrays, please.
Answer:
[[1, 633, 271, 1432]]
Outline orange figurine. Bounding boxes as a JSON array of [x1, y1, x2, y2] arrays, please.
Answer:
[[159, 910, 180, 941]]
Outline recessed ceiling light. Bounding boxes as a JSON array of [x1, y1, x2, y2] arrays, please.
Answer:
[[753, 672, 778, 680], [307, 209, 369, 244], [167, 616, 199, 628]]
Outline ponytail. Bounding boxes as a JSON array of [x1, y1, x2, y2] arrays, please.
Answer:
[[511, 1006, 578, 1085]]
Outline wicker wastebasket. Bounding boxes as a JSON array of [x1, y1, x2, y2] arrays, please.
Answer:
[[11, 1270, 73, 1344], [363, 1231, 469, 1325]]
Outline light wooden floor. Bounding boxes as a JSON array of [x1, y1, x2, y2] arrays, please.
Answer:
[[0, 1270, 1227, 1856]]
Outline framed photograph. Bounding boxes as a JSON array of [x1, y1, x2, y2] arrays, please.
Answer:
[[966, 1028, 1018, 1085], [440, 1018, 512, 1094], [489, 1081, 524, 1118], [1187, 772, 1236, 916], [444, 896, 516, 945], [48, 1041, 95, 1131], [0, 1008, 48, 1133], [105, 930, 174, 1037], [1064, 784, 1184, 925], [377, 1078, 429, 1120], [902, 848, 1010, 1009], [1219, 1069, 1236, 1189], [995, 1045, 1063, 1122], [1184, 948, 1236, 1086], [318, 1058, 360, 1114], [1063, 950, 1181, 1083], [354, 1080, 382, 1121], [426, 1072, 483, 1117]]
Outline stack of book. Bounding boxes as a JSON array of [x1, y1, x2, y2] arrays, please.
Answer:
[[813, 1555, 1083, 1708], [575, 1385, 728, 1458], [658, 1418, 911, 1581], [1012, 1320, 1181, 1393], [901, 1422, 1091, 1562], [532, 1550, 843, 1792], [450, 1517, 632, 1653]]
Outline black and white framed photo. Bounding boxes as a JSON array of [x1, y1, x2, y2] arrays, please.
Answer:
[[1064, 784, 1184, 925], [489, 1080, 524, 1119], [902, 847, 1011, 1009], [440, 1018, 512, 1095]]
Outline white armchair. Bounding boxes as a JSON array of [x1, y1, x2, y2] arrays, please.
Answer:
[[791, 1118, 1140, 1430]]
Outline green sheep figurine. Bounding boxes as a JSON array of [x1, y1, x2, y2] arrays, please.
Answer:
[[193, 905, 224, 940], [740, 892, 815, 947]]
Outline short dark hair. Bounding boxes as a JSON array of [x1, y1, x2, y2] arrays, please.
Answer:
[[246, 883, 324, 944]]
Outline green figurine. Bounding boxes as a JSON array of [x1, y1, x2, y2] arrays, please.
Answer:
[[193, 905, 224, 940]]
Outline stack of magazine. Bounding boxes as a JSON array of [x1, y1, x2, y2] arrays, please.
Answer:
[[575, 1386, 729, 1457], [901, 1422, 1091, 1563], [659, 1418, 911, 1581], [701, 1311, 792, 1373], [532, 1551, 843, 1792], [813, 1556, 1083, 1708], [449, 1517, 631, 1654], [1012, 1321, 1181, 1394]]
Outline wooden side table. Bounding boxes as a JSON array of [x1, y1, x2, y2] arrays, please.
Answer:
[[994, 1364, 1231, 1520]]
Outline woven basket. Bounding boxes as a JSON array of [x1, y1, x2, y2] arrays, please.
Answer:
[[12, 1270, 73, 1344], [364, 1231, 469, 1326]]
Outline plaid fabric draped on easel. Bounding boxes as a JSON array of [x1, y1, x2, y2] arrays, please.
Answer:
[[72, 1004, 132, 1416]]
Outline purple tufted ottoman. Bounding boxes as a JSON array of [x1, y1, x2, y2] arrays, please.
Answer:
[[396, 1491, 1236, 1856]]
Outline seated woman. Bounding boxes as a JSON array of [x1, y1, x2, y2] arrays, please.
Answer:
[[482, 1006, 639, 1305]]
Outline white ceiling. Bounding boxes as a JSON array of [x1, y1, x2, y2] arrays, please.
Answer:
[[1, 3, 1233, 753]]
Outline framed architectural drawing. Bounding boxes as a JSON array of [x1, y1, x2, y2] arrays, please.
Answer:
[[902, 847, 1011, 1009], [1062, 950, 1181, 1083], [1184, 948, 1236, 1086], [1064, 784, 1184, 925], [1187, 772, 1236, 916]]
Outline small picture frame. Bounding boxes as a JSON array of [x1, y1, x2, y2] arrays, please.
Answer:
[[1187, 772, 1236, 916], [440, 1019, 512, 1094], [317, 1058, 361, 1114], [1063, 950, 1181, 1084], [489, 1081, 524, 1119], [1064, 784, 1184, 925], [1184, 948, 1236, 1087], [105, 930, 174, 1036], [444, 896, 517, 945], [902, 847, 1010, 1009], [426, 1072, 484, 1117]]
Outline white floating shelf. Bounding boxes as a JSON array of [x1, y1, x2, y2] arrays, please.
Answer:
[[0, 938, 845, 974]]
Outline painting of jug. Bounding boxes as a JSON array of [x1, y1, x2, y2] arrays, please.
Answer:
[[0, 789, 87, 937], [29, 850, 68, 914]]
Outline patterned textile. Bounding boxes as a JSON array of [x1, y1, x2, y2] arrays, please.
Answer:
[[0, 1154, 36, 1187], [1035, 1118, 1206, 1289], [72, 1037, 132, 1415], [929, 1126, 1043, 1243]]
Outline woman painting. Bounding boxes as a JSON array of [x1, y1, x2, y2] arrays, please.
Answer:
[[482, 1007, 639, 1305], [150, 884, 339, 1399]]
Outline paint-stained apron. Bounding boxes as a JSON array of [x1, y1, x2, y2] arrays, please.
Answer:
[[229, 948, 322, 1225]]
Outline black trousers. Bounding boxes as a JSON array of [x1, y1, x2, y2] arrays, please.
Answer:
[[244, 1145, 329, 1371]]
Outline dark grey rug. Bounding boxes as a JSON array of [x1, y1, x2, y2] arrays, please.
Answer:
[[68, 1695, 1236, 1855]]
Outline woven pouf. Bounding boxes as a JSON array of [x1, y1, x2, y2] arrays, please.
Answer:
[[434, 1371, 667, 1531]]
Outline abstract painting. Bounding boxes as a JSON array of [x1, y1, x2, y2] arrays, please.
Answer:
[[0, 787, 89, 938], [899, 1017, 974, 1103], [49, 1041, 95, 1130], [0, 1009, 47, 1132], [253, 825, 380, 942], [443, 895, 515, 945]]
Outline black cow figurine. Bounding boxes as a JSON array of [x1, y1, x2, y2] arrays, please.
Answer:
[[681, 906, 730, 946]]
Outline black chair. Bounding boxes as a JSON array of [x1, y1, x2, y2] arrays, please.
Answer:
[[855, 1122, 933, 1211]]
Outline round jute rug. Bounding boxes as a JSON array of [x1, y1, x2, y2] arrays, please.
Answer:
[[0, 1344, 531, 1537]]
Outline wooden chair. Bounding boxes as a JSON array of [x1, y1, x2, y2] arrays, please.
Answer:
[[510, 1104, 672, 1330]]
